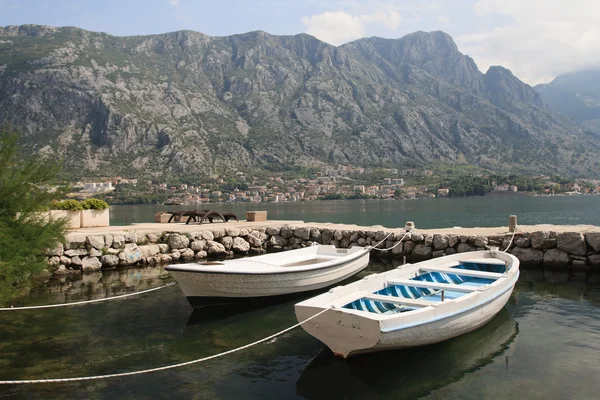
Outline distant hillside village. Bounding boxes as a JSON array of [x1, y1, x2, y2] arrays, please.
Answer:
[[67, 165, 600, 205]]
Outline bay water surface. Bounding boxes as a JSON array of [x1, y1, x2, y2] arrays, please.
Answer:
[[0, 263, 599, 399], [109, 194, 600, 228]]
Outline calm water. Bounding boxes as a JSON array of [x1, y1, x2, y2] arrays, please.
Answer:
[[1, 263, 599, 399], [109, 194, 600, 228]]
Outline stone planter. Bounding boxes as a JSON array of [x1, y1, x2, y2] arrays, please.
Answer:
[[15, 211, 52, 223], [246, 211, 267, 221], [80, 209, 110, 227], [154, 212, 172, 223], [51, 210, 82, 229]]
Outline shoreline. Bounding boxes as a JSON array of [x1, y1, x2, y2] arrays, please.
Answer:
[[106, 191, 599, 207], [71, 220, 600, 236], [42, 220, 600, 282]]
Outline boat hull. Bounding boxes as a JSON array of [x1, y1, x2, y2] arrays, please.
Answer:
[[168, 249, 370, 308]]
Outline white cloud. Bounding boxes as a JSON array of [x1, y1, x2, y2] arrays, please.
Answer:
[[168, 0, 179, 7], [456, 0, 600, 84], [302, 10, 401, 45]]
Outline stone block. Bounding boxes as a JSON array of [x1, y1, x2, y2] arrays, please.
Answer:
[[511, 247, 544, 266], [557, 232, 587, 256]]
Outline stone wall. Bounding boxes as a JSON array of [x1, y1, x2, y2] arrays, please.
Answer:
[[45, 225, 600, 278]]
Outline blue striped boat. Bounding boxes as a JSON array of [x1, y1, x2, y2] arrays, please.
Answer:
[[295, 250, 519, 357]]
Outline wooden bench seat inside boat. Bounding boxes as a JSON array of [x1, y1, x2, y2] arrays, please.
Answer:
[[363, 294, 439, 308], [419, 266, 505, 279], [385, 279, 481, 293]]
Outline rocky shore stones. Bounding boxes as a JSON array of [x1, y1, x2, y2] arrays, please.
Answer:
[[266, 227, 280, 236], [432, 234, 449, 250], [220, 236, 233, 250], [180, 248, 195, 261], [294, 227, 310, 240], [530, 231, 557, 249], [65, 234, 87, 250], [211, 228, 226, 239], [112, 234, 125, 249], [557, 232, 587, 256], [190, 240, 205, 252], [139, 244, 160, 259], [233, 237, 250, 253], [45, 242, 64, 257], [514, 236, 531, 248], [167, 233, 190, 249], [82, 256, 102, 272], [43, 226, 600, 277], [543, 249, 571, 266], [100, 255, 119, 268], [65, 249, 87, 257], [200, 231, 214, 241], [321, 229, 334, 245], [412, 244, 432, 259], [87, 236, 105, 250], [511, 247, 544, 265], [457, 243, 475, 253], [269, 235, 287, 247], [207, 241, 227, 256], [118, 243, 142, 265], [586, 232, 600, 252]]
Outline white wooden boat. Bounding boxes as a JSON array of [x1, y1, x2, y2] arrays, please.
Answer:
[[295, 250, 519, 358], [165, 245, 371, 308]]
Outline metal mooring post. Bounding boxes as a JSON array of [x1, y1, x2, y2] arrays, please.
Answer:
[[508, 215, 517, 233]]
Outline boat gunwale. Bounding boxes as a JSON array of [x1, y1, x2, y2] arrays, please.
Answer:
[[165, 245, 371, 275]]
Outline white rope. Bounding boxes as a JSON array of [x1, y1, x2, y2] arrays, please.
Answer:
[[0, 282, 176, 311], [370, 232, 393, 249], [370, 231, 410, 252], [501, 226, 519, 253], [0, 307, 330, 385]]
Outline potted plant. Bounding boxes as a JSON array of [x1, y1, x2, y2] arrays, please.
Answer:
[[50, 199, 83, 229], [80, 198, 110, 227]]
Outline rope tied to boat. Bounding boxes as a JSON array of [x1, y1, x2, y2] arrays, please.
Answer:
[[500, 225, 520, 253], [0, 307, 331, 385], [0, 282, 176, 311], [370, 231, 410, 252]]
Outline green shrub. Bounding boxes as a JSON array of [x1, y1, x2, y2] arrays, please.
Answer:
[[0, 126, 68, 304], [51, 199, 83, 211], [81, 198, 109, 210]]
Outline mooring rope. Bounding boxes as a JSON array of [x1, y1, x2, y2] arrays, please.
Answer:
[[370, 231, 410, 252], [0, 282, 176, 311], [0, 307, 330, 385], [501, 226, 520, 253]]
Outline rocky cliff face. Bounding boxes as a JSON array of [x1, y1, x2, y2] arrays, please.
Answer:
[[536, 69, 600, 137], [1, 25, 599, 178]]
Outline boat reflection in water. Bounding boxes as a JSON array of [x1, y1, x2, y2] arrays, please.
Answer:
[[296, 308, 518, 399]]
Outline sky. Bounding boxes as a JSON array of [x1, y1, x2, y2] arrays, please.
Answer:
[[1, 0, 599, 85]]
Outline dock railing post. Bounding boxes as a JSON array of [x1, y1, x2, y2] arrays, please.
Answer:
[[508, 215, 517, 233]]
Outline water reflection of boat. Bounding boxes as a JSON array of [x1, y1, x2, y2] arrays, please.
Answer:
[[296, 308, 518, 400], [186, 296, 296, 326]]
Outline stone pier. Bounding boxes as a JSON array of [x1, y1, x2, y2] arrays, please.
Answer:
[[44, 220, 600, 281]]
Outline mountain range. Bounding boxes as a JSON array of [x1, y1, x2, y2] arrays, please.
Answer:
[[536, 69, 600, 137], [1, 24, 599, 178]]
